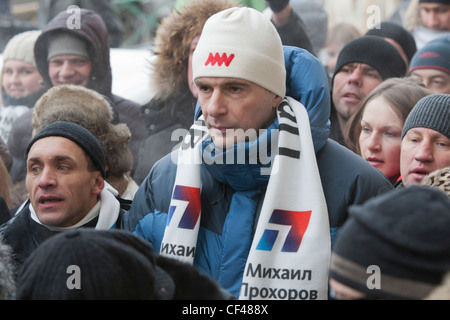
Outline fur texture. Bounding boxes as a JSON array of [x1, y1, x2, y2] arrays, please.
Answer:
[[150, 0, 240, 100], [0, 236, 16, 300], [31, 85, 134, 196], [422, 167, 450, 198]]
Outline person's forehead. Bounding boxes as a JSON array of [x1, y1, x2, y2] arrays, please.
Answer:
[[48, 54, 91, 61], [195, 77, 255, 87], [419, 2, 450, 9], [342, 62, 377, 71], [411, 68, 450, 78], [3, 59, 36, 68], [406, 127, 450, 140]]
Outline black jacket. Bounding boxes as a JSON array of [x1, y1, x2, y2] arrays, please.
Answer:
[[0, 199, 129, 277]]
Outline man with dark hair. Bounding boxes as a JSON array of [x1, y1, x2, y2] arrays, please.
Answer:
[[0, 122, 125, 275]]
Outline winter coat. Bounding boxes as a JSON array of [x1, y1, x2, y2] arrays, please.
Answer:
[[0, 235, 16, 300], [135, 46, 331, 183], [272, 9, 315, 55], [0, 197, 11, 226], [33, 9, 146, 171], [121, 47, 394, 296], [134, 90, 197, 184], [0, 187, 130, 277], [122, 137, 393, 298]]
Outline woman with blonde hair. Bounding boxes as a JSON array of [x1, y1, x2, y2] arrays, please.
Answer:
[[345, 77, 431, 184], [0, 31, 44, 143]]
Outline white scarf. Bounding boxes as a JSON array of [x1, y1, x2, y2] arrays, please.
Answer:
[[30, 182, 120, 231], [161, 98, 331, 300]]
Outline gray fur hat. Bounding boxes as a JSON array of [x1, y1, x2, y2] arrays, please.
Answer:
[[0, 236, 16, 300]]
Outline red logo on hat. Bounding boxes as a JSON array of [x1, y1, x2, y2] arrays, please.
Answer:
[[419, 51, 440, 58], [205, 53, 235, 67]]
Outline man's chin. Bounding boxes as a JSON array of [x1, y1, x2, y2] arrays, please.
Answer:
[[403, 176, 424, 187], [210, 136, 233, 150]]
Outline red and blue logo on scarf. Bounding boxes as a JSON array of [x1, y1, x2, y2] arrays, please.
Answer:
[[168, 185, 201, 229], [256, 209, 312, 253]]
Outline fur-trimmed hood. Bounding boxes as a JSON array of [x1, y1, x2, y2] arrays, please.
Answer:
[[150, 0, 240, 100], [0, 236, 16, 300]]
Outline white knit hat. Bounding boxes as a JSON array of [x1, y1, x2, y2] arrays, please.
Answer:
[[2, 30, 42, 67], [193, 7, 286, 98]]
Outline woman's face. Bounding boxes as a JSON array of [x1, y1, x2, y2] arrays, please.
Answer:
[[2, 60, 43, 98], [359, 95, 404, 182]]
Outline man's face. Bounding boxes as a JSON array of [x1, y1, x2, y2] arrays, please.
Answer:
[[332, 63, 383, 122], [195, 77, 281, 149], [411, 69, 450, 94], [26, 136, 104, 227], [419, 3, 450, 31], [48, 55, 92, 87], [400, 127, 450, 186]]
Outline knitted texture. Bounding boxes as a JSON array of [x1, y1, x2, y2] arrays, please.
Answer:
[[26, 121, 106, 178], [409, 35, 450, 75], [330, 186, 450, 300], [193, 7, 286, 98], [2, 30, 41, 66], [334, 35, 406, 80], [366, 22, 417, 62], [402, 94, 450, 140]]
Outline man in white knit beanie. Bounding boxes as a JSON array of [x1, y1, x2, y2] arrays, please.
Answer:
[[193, 7, 286, 149], [123, 6, 394, 300]]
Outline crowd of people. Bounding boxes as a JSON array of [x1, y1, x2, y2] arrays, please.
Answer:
[[0, 0, 449, 301]]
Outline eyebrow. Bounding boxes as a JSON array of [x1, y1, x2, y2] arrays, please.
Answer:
[[361, 120, 402, 130], [195, 78, 251, 87], [27, 155, 77, 166]]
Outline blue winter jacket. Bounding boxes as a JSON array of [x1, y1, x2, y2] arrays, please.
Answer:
[[121, 47, 394, 297]]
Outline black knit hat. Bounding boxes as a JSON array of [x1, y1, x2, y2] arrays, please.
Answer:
[[401, 94, 450, 140], [334, 35, 407, 80], [409, 35, 450, 75], [330, 186, 450, 300], [365, 22, 417, 63], [16, 229, 176, 300], [26, 121, 106, 178]]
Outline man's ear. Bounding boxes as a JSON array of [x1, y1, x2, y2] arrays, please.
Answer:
[[92, 173, 105, 196], [273, 95, 283, 109]]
